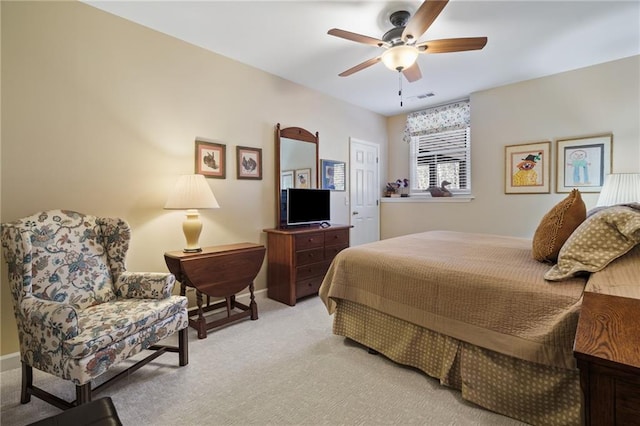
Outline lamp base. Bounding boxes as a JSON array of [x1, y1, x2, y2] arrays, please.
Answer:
[[183, 247, 203, 253], [182, 209, 204, 253]]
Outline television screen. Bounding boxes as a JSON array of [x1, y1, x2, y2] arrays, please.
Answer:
[[285, 188, 330, 226]]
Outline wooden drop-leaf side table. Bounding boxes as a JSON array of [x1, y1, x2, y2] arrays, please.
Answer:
[[164, 243, 266, 339]]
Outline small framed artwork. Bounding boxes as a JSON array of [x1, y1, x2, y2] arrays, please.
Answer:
[[321, 159, 346, 191], [556, 133, 612, 193], [294, 168, 311, 188], [281, 170, 294, 190], [195, 140, 226, 179], [236, 146, 262, 180], [504, 141, 551, 194]]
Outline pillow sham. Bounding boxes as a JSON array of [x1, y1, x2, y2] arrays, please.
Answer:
[[532, 189, 586, 263], [544, 206, 640, 281]]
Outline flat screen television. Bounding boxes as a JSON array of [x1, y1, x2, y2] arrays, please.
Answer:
[[282, 188, 331, 226]]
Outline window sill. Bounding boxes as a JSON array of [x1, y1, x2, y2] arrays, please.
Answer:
[[380, 195, 475, 203]]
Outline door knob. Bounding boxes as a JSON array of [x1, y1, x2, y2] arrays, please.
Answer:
[[352, 211, 359, 215]]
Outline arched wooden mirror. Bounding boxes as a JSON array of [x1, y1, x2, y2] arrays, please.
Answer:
[[275, 123, 319, 227]]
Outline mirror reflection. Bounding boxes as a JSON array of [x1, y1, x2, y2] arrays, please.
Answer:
[[275, 124, 319, 227], [280, 138, 317, 190]]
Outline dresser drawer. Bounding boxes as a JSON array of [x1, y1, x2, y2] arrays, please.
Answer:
[[295, 232, 324, 250], [325, 244, 348, 261], [296, 276, 324, 298], [324, 229, 349, 247], [296, 261, 331, 280], [296, 247, 324, 266]]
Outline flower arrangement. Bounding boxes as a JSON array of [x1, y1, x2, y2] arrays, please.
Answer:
[[385, 178, 409, 197]]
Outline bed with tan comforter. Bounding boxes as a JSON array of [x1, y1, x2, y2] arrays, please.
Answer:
[[319, 204, 640, 426]]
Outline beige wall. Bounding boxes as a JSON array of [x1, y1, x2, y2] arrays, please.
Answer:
[[0, 2, 387, 356], [383, 56, 640, 239]]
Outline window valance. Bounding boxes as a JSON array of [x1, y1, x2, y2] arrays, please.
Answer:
[[403, 100, 470, 143]]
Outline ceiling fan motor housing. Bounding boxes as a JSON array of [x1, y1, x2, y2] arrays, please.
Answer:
[[383, 10, 410, 46]]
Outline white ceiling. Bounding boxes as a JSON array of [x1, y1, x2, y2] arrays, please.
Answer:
[[85, 1, 640, 117]]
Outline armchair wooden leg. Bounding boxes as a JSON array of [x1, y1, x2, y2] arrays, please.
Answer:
[[178, 328, 189, 366], [21, 362, 32, 404], [75, 383, 92, 405]]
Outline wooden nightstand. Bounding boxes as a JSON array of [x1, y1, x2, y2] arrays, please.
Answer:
[[164, 243, 265, 339], [574, 292, 640, 425]]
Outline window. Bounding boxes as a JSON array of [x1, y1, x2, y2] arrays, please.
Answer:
[[411, 128, 470, 193], [404, 100, 471, 195]]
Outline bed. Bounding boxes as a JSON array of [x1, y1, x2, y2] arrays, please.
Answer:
[[319, 203, 640, 426]]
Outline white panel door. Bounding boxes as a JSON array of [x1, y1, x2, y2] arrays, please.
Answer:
[[349, 138, 380, 246]]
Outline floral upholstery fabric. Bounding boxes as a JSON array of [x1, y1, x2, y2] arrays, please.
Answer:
[[65, 297, 187, 358], [1, 209, 189, 385]]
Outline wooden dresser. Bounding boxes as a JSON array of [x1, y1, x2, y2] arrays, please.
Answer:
[[263, 225, 350, 306], [574, 292, 640, 425]]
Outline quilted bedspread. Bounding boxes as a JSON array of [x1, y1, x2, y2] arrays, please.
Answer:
[[319, 231, 587, 369]]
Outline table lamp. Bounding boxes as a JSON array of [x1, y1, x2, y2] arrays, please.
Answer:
[[595, 173, 640, 207], [165, 174, 220, 252]]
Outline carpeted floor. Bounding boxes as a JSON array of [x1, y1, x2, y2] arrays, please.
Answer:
[[0, 293, 525, 425]]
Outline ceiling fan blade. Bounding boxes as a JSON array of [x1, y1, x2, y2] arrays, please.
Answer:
[[338, 56, 381, 77], [417, 37, 488, 53], [402, 63, 422, 82], [402, 0, 449, 43], [328, 28, 386, 47]]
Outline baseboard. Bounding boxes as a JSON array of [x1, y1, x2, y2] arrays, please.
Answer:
[[1, 352, 20, 372]]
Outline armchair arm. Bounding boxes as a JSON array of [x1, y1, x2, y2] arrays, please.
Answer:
[[21, 296, 79, 341], [115, 272, 176, 299]]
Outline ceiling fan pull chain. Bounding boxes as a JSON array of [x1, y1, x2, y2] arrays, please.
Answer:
[[398, 71, 403, 107]]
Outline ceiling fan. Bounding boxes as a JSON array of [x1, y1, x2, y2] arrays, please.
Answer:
[[328, 0, 487, 83]]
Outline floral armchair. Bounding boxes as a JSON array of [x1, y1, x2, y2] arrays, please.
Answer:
[[1, 210, 189, 408]]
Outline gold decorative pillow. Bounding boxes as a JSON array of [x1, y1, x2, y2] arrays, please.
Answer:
[[544, 206, 640, 281], [532, 189, 586, 263]]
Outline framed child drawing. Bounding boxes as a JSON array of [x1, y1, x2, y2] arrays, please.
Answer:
[[556, 134, 612, 193], [504, 141, 551, 194]]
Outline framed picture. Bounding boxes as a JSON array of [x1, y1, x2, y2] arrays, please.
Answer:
[[281, 170, 294, 190], [195, 140, 225, 179], [504, 141, 551, 194], [556, 133, 612, 193], [236, 146, 262, 180], [294, 168, 311, 188], [321, 159, 346, 191]]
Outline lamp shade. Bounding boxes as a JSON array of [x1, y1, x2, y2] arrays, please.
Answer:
[[164, 174, 220, 209], [595, 173, 640, 207], [381, 45, 419, 71]]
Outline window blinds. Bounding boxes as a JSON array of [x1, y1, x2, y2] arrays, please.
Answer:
[[411, 128, 470, 193]]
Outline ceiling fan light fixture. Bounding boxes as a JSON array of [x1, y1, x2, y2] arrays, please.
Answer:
[[381, 45, 419, 71]]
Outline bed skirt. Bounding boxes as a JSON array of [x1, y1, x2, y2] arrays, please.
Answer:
[[333, 299, 581, 426]]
